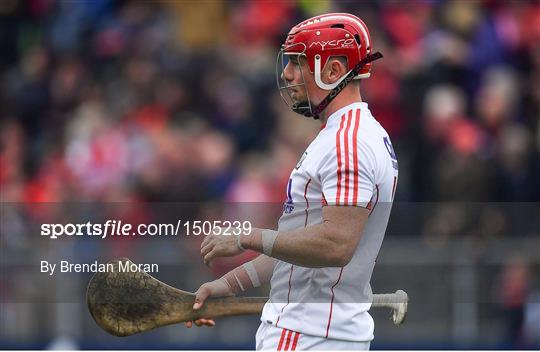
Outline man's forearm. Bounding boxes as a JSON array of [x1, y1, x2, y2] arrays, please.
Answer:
[[221, 254, 276, 294], [241, 224, 351, 268]]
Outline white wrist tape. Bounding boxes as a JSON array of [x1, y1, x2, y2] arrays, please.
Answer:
[[219, 276, 233, 291], [236, 234, 246, 251], [261, 230, 278, 257], [242, 262, 261, 288]]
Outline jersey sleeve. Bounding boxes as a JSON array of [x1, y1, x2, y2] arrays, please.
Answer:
[[319, 136, 375, 207]]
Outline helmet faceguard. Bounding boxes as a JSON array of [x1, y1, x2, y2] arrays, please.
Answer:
[[276, 44, 315, 118], [276, 13, 382, 119]]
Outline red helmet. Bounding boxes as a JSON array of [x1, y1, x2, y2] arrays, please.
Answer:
[[284, 13, 373, 87], [277, 13, 376, 118]]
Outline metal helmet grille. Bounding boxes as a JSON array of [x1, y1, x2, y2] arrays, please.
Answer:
[[276, 47, 317, 119]]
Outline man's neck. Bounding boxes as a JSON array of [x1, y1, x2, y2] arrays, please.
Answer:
[[318, 88, 363, 126]]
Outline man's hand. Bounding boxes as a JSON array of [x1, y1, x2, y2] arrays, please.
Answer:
[[184, 279, 234, 328], [200, 228, 246, 266]]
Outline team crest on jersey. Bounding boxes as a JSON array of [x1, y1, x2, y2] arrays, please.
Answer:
[[283, 179, 294, 213], [295, 152, 308, 170]]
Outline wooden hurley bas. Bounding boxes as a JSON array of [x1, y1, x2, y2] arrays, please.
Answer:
[[87, 258, 408, 337]]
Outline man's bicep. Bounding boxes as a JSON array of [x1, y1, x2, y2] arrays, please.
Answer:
[[322, 205, 369, 245]]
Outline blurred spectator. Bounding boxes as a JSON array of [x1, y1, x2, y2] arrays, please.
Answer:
[[524, 290, 540, 347], [496, 257, 532, 348]]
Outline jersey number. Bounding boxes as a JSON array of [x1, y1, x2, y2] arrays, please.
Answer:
[[384, 137, 398, 170]]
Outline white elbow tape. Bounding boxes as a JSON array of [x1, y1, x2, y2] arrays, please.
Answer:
[[242, 262, 261, 288], [261, 229, 278, 257]]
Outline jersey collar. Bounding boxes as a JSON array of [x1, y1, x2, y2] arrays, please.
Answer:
[[323, 102, 368, 130]]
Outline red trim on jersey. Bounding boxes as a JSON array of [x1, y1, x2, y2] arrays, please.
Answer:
[[291, 332, 300, 350], [352, 109, 361, 205], [325, 267, 344, 338], [275, 265, 294, 326], [335, 114, 346, 204], [322, 192, 328, 206], [277, 328, 287, 350], [369, 184, 380, 216], [391, 176, 398, 200], [284, 329, 294, 350], [303, 178, 311, 227], [343, 110, 353, 205]]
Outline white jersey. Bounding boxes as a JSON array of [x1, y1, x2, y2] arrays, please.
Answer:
[[261, 102, 398, 342]]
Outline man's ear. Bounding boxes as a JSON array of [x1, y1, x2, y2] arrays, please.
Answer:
[[324, 58, 348, 84]]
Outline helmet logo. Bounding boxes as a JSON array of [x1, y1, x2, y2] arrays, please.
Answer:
[[309, 38, 355, 51]]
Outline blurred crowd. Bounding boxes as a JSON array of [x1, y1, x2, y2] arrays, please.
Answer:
[[1, 0, 539, 205]]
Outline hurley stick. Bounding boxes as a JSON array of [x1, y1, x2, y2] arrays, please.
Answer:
[[87, 258, 407, 337]]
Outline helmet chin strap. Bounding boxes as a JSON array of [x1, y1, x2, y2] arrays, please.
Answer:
[[291, 102, 314, 117], [301, 52, 383, 119]]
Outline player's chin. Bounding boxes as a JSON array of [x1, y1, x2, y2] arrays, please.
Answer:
[[296, 97, 310, 106], [291, 93, 306, 104]]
